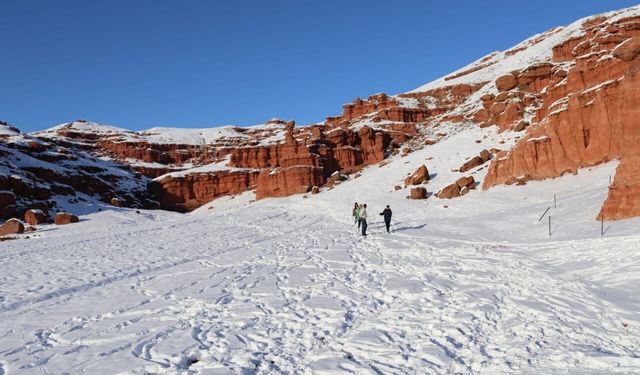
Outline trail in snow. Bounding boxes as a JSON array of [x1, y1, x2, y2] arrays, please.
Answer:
[[1, 202, 639, 374]]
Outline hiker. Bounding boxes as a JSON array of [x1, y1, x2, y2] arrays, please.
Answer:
[[360, 204, 368, 236], [352, 202, 360, 225], [380, 205, 392, 233]]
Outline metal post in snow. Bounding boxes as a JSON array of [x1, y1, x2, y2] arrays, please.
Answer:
[[538, 206, 551, 222], [548, 215, 551, 237], [554, 194, 557, 209], [601, 215, 604, 236]]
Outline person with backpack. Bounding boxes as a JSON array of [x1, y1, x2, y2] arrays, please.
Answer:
[[360, 204, 368, 236], [379, 205, 392, 233]]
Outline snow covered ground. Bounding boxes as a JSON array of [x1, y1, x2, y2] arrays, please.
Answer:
[[2, 128, 640, 374]]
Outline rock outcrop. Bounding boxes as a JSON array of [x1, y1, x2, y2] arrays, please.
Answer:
[[436, 184, 461, 199], [483, 14, 640, 220], [150, 171, 260, 212], [0, 218, 24, 236], [255, 166, 324, 200], [437, 176, 476, 199]]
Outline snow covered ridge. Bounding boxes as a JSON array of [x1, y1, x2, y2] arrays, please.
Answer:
[[33, 119, 282, 146], [408, 4, 640, 93]]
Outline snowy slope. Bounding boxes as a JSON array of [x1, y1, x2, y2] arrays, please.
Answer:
[[408, 5, 640, 93], [34, 121, 286, 146], [1, 124, 639, 374]]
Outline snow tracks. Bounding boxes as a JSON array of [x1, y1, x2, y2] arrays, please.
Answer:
[[0, 208, 638, 373]]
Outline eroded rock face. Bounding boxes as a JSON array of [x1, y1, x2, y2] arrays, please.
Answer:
[[255, 166, 324, 200], [150, 171, 260, 212], [325, 93, 431, 126], [496, 74, 517, 91], [483, 16, 640, 220]]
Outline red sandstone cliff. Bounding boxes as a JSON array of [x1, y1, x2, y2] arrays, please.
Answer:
[[482, 14, 640, 220]]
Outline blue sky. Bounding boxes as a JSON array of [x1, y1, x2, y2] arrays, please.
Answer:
[[1, 1, 637, 133]]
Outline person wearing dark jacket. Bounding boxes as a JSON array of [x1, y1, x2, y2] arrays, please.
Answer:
[[380, 205, 392, 233]]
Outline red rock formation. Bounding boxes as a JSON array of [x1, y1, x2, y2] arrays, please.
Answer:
[[326, 93, 430, 126], [483, 16, 640, 219], [150, 171, 260, 212], [436, 184, 460, 199], [255, 166, 325, 200], [496, 74, 517, 91], [456, 176, 476, 189]]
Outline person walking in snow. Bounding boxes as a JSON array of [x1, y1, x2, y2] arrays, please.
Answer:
[[353, 202, 360, 225], [360, 204, 368, 236], [380, 205, 392, 233]]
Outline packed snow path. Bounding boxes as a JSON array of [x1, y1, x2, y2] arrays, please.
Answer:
[[1, 204, 639, 374]]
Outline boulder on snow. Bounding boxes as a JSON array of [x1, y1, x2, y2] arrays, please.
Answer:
[[404, 165, 430, 186], [455, 176, 476, 189], [394, 185, 402, 191], [409, 187, 427, 199], [311, 186, 319, 194], [460, 156, 484, 172], [24, 209, 48, 226], [436, 183, 461, 199], [0, 218, 25, 236], [55, 212, 79, 225], [110, 197, 121, 207]]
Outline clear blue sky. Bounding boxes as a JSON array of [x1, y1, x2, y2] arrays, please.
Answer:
[[1, 0, 637, 133]]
